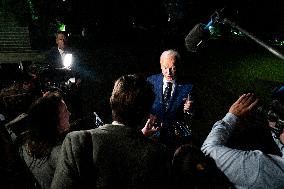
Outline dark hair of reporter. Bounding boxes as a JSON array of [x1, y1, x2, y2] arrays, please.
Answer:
[[110, 74, 155, 126], [26, 91, 65, 159], [172, 144, 233, 189]]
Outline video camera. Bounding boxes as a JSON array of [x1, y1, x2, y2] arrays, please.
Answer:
[[267, 100, 284, 138], [255, 86, 284, 138]]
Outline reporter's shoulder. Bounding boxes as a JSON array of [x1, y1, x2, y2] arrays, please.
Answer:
[[65, 129, 96, 141]]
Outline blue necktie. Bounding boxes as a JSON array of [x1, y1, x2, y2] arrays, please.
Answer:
[[164, 82, 172, 111]]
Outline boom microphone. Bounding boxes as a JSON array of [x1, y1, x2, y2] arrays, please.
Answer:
[[184, 23, 210, 52], [185, 9, 224, 52], [185, 8, 284, 60]]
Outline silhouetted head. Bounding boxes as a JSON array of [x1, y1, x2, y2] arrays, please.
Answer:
[[27, 91, 70, 158], [172, 144, 232, 189], [110, 74, 155, 126]]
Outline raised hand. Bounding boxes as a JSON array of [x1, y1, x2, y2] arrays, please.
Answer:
[[229, 93, 259, 117]]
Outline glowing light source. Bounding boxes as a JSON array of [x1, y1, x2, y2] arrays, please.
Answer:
[[63, 54, 73, 68], [58, 23, 66, 31]]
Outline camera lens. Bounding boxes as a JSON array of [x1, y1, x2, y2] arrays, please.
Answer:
[[267, 110, 279, 122]]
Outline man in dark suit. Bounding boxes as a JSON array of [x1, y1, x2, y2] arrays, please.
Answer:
[[46, 31, 72, 69], [147, 49, 194, 151], [51, 74, 172, 189], [43, 31, 77, 85]]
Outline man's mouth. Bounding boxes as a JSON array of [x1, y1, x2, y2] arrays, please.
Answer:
[[166, 76, 173, 80]]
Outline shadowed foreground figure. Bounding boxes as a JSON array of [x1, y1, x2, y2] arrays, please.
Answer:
[[18, 91, 71, 189], [0, 120, 41, 189], [51, 74, 172, 189], [172, 144, 233, 189]]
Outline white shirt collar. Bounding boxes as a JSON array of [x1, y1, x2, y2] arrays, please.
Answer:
[[58, 48, 65, 56], [163, 78, 175, 95], [112, 121, 125, 126], [163, 78, 176, 85]]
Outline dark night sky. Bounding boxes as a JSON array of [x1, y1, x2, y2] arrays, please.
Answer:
[[60, 0, 283, 39]]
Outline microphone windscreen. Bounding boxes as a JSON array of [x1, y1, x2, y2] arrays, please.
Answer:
[[185, 23, 210, 52]]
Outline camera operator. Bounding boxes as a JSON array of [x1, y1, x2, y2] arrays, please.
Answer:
[[44, 31, 83, 122], [201, 93, 284, 188]]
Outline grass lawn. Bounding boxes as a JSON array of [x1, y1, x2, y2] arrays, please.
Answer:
[[182, 38, 284, 144]]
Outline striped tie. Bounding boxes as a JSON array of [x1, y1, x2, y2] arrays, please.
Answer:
[[163, 82, 172, 111]]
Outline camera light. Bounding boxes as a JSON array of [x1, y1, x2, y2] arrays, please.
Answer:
[[63, 53, 72, 68]]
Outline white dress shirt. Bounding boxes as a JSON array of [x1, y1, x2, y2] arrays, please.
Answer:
[[163, 78, 176, 97]]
